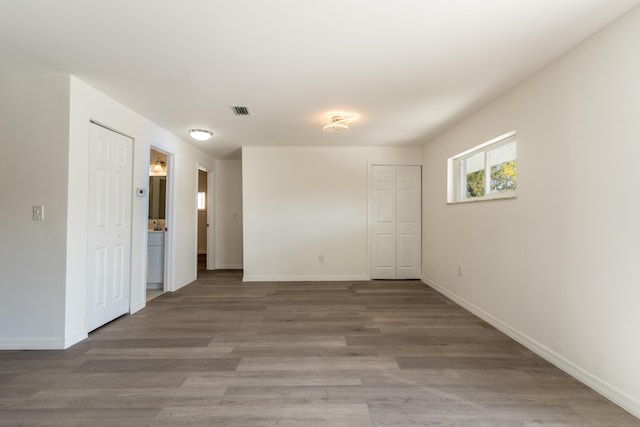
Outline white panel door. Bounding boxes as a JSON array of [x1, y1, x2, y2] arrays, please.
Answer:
[[396, 166, 421, 279], [370, 165, 421, 279], [371, 166, 397, 279], [86, 123, 133, 332]]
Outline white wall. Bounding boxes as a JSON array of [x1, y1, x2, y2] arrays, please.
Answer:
[[214, 159, 243, 269], [421, 6, 640, 418], [242, 146, 422, 281], [66, 76, 215, 346], [0, 74, 215, 349], [0, 75, 70, 349]]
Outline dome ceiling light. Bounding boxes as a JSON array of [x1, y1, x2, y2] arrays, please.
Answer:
[[189, 129, 213, 141], [323, 113, 357, 133]]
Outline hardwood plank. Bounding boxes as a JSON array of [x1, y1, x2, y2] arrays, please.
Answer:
[[78, 338, 213, 348], [154, 403, 371, 427], [218, 384, 485, 405], [346, 333, 511, 346], [209, 335, 346, 346], [83, 347, 234, 359], [0, 386, 39, 409], [236, 356, 399, 372], [229, 344, 378, 358], [17, 386, 227, 409], [359, 368, 543, 387], [183, 371, 362, 387], [76, 358, 240, 373], [0, 374, 17, 384], [0, 408, 161, 427], [395, 355, 553, 370], [367, 402, 587, 426], [3, 372, 189, 389]]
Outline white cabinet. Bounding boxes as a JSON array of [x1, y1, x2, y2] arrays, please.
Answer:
[[147, 231, 165, 288]]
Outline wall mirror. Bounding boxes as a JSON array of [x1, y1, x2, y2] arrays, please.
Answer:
[[149, 148, 167, 220]]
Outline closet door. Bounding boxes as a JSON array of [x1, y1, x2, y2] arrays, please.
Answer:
[[370, 165, 421, 279], [371, 166, 397, 279], [86, 123, 133, 332], [395, 166, 421, 279]]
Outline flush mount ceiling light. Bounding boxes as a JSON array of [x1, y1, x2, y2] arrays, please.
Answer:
[[188, 129, 213, 141], [323, 113, 357, 132]]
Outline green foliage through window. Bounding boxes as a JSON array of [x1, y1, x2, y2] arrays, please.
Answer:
[[466, 170, 485, 197], [455, 134, 517, 202], [466, 160, 516, 198], [491, 160, 517, 193]]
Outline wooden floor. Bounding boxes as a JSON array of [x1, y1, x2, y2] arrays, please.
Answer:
[[1, 270, 638, 426]]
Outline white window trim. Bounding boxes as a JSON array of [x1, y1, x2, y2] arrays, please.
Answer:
[[447, 131, 517, 204]]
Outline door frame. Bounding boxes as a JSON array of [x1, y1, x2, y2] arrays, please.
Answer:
[[206, 168, 215, 270], [367, 161, 423, 280], [196, 164, 216, 271], [148, 144, 175, 294]]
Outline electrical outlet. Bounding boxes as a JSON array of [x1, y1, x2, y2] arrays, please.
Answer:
[[457, 265, 463, 277], [319, 255, 324, 263], [32, 205, 44, 221]]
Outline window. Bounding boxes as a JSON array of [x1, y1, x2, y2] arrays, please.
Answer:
[[448, 132, 517, 203], [197, 192, 206, 210]]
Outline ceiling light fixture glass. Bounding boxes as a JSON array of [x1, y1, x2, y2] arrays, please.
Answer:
[[189, 129, 213, 141], [323, 113, 357, 132]]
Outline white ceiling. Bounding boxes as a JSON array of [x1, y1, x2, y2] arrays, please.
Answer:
[[1, 1, 638, 159]]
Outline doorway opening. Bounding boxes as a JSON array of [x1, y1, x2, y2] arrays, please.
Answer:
[[197, 166, 215, 273], [147, 147, 172, 301], [197, 168, 208, 271]]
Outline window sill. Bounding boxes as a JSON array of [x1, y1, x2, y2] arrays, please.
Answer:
[[447, 192, 517, 205]]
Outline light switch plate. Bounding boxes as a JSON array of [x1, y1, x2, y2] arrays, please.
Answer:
[[33, 205, 44, 221]]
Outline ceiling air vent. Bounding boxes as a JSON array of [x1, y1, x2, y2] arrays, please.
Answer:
[[231, 105, 250, 116]]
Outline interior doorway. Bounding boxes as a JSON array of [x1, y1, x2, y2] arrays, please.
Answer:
[[197, 166, 215, 272], [197, 169, 208, 270], [147, 147, 172, 301]]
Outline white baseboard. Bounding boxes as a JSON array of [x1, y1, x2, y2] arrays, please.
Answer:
[[64, 330, 88, 349], [243, 274, 369, 282], [215, 264, 243, 270], [130, 301, 146, 314], [421, 276, 640, 420], [174, 276, 196, 291], [0, 337, 66, 350]]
